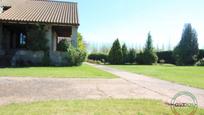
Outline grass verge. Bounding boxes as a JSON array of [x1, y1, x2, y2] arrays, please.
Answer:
[[110, 64, 204, 89], [0, 64, 116, 78], [0, 99, 203, 115]]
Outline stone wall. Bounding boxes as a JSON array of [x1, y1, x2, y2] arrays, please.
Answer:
[[50, 51, 68, 66], [11, 50, 44, 66], [0, 49, 5, 56], [11, 50, 69, 66]]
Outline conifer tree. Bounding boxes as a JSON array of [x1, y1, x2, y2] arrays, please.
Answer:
[[108, 39, 123, 64]]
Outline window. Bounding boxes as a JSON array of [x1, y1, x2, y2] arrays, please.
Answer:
[[57, 37, 71, 43], [19, 33, 26, 46]]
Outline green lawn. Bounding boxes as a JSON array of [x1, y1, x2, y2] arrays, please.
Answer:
[[110, 64, 204, 89], [0, 99, 203, 115], [0, 64, 116, 78]]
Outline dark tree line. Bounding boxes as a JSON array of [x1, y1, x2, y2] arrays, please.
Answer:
[[88, 23, 201, 66], [108, 33, 158, 65]]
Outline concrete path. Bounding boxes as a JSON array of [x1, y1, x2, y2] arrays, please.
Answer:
[[87, 63, 204, 108], [0, 77, 167, 105], [0, 63, 204, 108]]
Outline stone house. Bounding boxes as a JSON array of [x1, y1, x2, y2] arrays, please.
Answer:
[[0, 0, 79, 66]]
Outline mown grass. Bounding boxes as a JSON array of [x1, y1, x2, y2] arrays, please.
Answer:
[[110, 64, 204, 89], [0, 64, 116, 78], [0, 99, 203, 115]]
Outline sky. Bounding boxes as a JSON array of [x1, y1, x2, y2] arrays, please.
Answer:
[[60, 0, 204, 50]]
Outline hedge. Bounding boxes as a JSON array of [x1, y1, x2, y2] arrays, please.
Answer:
[[88, 53, 108, 63], [198, 49, 204, 60], [156, 51, 175, 64]]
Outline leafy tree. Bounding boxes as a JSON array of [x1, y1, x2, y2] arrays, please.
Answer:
[[142, 32, 158, 65], [173, 24, 199, 65], [77, 33, 86, 51], [108, 39, 123, 64], [128, 48, 137, 64], [122, 43, 128, 64]]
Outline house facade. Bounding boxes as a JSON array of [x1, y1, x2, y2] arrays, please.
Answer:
[[0, 0, 79, 66]]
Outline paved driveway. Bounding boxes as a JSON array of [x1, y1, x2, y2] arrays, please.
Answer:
[[87, 63, 204, 108], [0, 63, 204, 108], [0, 77, 164, 105]]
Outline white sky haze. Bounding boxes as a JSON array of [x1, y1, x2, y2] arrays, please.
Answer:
[[60, 0, 204, 49]]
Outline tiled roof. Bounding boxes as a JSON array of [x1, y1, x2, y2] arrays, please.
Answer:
[[0, 0, 79, 25]]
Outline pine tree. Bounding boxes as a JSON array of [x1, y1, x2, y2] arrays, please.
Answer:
[[128, 48, 137, 64], [122, 43, 128, 64], [143, 32, 158, 65], [173, 23, 199, 65], [108, 39, 123, 64]]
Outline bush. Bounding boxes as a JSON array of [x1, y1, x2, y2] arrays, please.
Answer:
[[143, 50, 158, 65], [195, 59, 204, 66], [88, 53, 108, 63], [66, 45, 86, 66], [108, 39, 123, 64], [57, 39, 70, 51], [136, 51, 158, 65], [157, 51, 175, 64], [128, 48, 137, 64]]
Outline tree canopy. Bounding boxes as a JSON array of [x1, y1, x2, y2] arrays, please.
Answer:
[[77, 33, 86, 51], [173, 23, 199, 65], [142, 32, 158, 65], [122, 43, 128, 64], [108, 39, 123, 64]]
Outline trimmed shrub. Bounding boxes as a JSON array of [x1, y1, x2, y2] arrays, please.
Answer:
[[108, 39, 123, 64], [157, 51, 175, 64], [66, 45, 86, 66], [57, 39, 70, 51], [128, 48, 137, 64], [88, 53, 108, 63]]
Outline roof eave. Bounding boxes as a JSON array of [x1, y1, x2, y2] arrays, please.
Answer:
[[0, 20, 80, 26]]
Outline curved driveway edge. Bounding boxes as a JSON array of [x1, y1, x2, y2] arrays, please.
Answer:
[[87, 63, 204, 108]]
